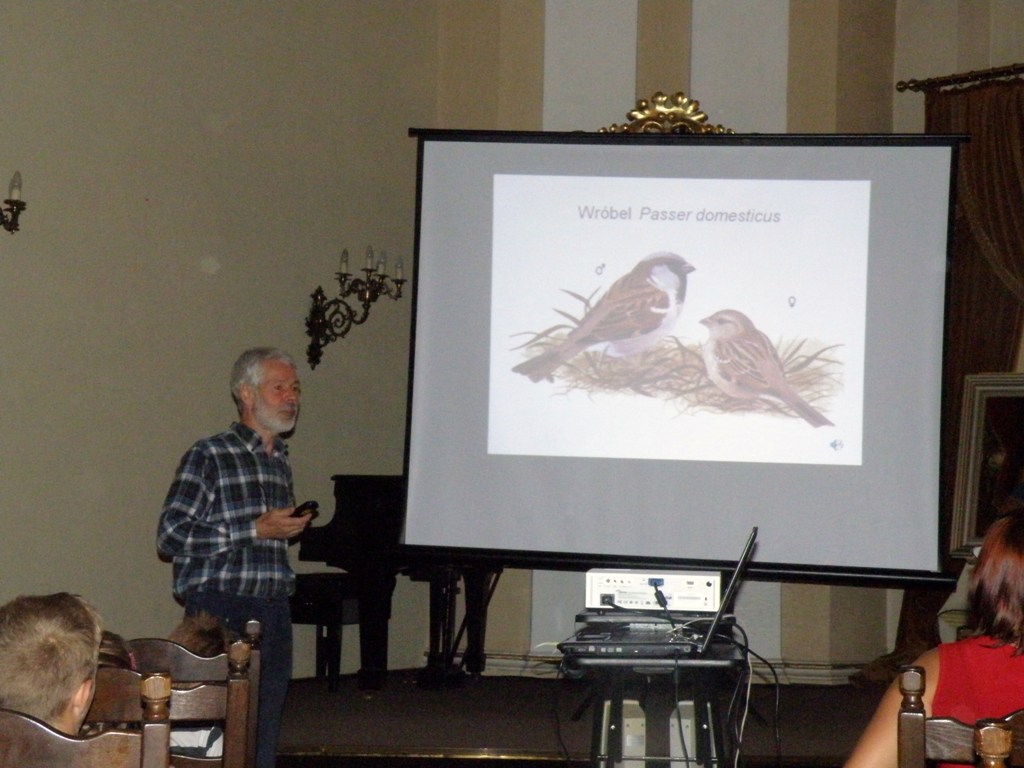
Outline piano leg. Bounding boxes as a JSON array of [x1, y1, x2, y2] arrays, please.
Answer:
[[354, 562, 397, 690], [321, 622, 341, 692]]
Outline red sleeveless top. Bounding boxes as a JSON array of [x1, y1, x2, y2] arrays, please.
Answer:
[[933, 635, 1024, 724]]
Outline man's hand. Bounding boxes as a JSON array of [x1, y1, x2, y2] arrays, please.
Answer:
[[255, 506, 314, 540]]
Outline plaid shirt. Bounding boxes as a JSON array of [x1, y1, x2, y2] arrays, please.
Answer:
[[157, 422, 296, 600]]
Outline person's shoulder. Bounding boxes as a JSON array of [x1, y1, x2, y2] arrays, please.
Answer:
[[187, 424, 248, 451]]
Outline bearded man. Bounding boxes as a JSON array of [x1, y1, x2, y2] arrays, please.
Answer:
[[158, 347, 313, 768]]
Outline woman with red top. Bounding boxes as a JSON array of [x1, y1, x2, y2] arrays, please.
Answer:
[[845, 513, 1024, 768]]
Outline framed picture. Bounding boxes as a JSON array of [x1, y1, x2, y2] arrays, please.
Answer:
[[951, 373, 1024, 558]]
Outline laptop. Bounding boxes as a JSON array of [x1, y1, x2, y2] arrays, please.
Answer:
[[558, 526, 758, 660]]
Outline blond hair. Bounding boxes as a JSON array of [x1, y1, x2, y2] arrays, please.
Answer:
[[0, 593, 102, 724]]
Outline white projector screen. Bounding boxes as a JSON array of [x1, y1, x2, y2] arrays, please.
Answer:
[[402, 130, 960, 585]]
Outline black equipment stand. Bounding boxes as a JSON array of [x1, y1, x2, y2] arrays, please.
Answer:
[[562, 649, 746, 768], [414, 565, 503, 689]]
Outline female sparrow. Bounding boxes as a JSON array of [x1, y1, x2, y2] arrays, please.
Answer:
[[513, 252, 695, 383], [700, 309, 834, 428]]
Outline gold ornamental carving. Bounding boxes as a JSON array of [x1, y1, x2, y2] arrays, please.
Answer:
[[601, 91, 734, 135]]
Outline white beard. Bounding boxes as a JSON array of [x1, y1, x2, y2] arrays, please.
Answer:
[[253, 397, 298, 436]]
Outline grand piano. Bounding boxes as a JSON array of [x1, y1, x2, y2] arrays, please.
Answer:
[[296, 474, 499, 689]]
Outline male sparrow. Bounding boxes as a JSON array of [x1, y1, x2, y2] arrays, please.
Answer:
[[513, 252, 695, 383], [700, 309, 834, 428]]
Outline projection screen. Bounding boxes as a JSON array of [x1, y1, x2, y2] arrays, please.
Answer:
[[402, 129, 961, 585]]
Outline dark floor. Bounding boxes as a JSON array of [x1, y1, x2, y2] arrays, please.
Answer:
[[277, 669, 884, 768]]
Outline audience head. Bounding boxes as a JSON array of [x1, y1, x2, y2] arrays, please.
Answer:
[[970, 513, 1024, 647], [98, 630, 135, 670], [0, 592, 102, 734], [229, 347, 297, 416], [169, 612, 231, 656]]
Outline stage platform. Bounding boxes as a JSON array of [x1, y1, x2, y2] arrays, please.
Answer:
[[277, 668, 883, 768]]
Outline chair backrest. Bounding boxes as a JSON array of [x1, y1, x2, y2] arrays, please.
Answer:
[[127, 620, 261, 768], [0, 672, 171, 768], [130, 619, 262, 679], [88, 634, 255, 768], [897, 664, 1022, 768]]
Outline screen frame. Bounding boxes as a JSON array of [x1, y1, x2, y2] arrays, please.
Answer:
[[400, 128, 964, 589]]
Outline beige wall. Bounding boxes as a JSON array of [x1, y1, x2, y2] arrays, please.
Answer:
[[3, 0, 1024, 682], [637, 0, 692, 98], [437, 0, 544, 131], [788, 0, 895, 134], [0, 1, 443, 674]]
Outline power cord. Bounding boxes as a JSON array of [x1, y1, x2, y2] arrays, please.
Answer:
[[724, 624, 782, 768], [652, 583, 678, 628]]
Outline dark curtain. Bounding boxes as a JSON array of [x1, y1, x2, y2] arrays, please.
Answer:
[[930, 81, 1024, 534], [857, 80, 1024, 685]]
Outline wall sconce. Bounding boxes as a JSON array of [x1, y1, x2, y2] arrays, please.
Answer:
[[305, 245, 406, 368], [1, 172, 26, 233]]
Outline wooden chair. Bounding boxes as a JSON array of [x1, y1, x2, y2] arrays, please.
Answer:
[[0, 672, 171, 768], [129, 620, 260, 768], [897, 664, 1020, 768], [88, 630, 256, 768]]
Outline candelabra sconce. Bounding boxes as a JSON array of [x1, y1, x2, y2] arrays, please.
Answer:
[[1, 172, 26, 234], [305, 245, 406, 368]]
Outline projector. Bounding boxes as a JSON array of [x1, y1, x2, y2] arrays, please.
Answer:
[[585, 569, 721, 613]]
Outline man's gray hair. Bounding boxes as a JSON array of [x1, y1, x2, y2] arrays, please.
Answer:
[[230, 347, 297, 413]]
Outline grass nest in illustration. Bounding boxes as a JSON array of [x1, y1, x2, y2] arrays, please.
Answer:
[[512, 292, 842, 421]]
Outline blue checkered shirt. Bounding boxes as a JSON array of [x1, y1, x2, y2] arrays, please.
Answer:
[[157, 422, 296, 600]]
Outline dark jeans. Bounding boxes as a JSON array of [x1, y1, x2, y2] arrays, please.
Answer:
[[185, 591, 292, 768]]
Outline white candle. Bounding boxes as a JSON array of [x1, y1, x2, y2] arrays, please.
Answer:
[[8, 172, 22, 201], [339, 248, 349, 274], [395, 259, 404, 280], [365, 245, 375, 270]]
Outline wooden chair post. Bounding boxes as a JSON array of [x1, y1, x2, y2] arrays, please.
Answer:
[[140, 672, 172, 768], [222, 638, 253, 768], [976, 719, 1013, 768], [244, 619, 261, 768], [898, 665, 927, 768]]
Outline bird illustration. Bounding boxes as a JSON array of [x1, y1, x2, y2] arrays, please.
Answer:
[[700, 309, 834, 428], [513, 252, 695, 383]]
